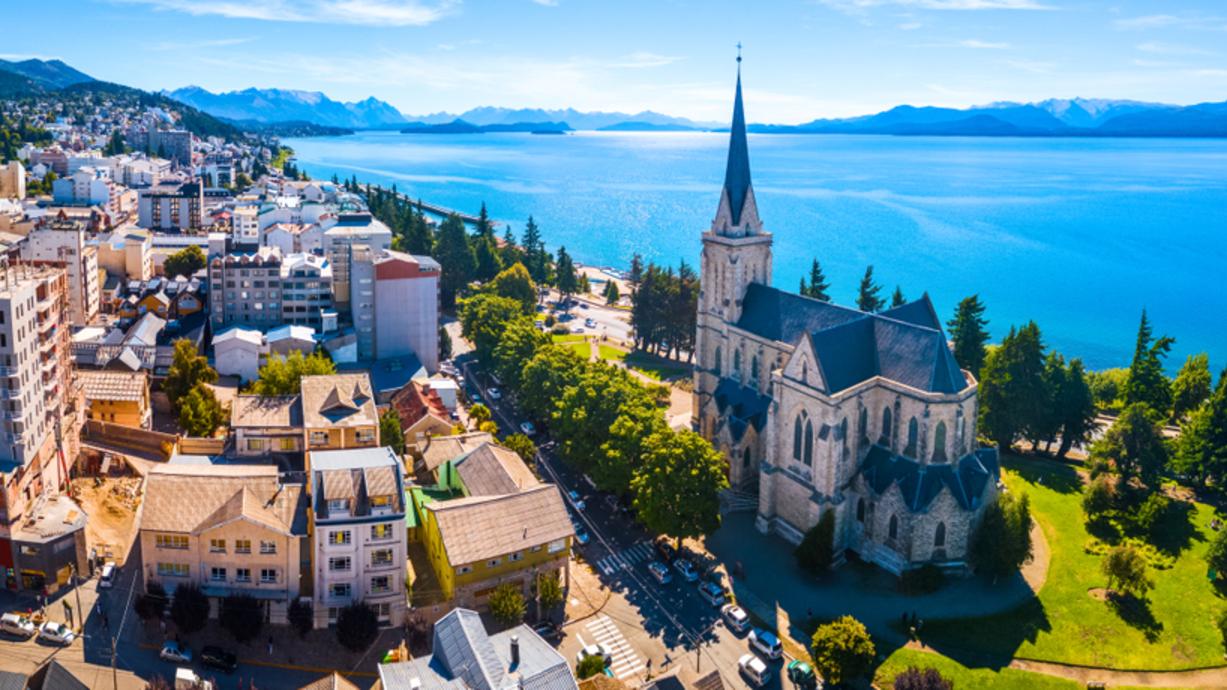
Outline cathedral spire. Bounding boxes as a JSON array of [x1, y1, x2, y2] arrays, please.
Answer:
[[723, 47, 753, 227]]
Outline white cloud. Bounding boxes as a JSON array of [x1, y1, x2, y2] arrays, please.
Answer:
[[958, 38, 1010, 49], [816, 0, 1051, 12], [1113, 14, 1182, 30], [1113, 14, 1227, 31], [151, 37, 255, 50], [115, 0, 458, 26], [1137, 41, 1214, 56], [531, 0, 559, 5]]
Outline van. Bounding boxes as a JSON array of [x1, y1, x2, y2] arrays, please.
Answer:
[[98, 561, 117, 589], [1, 612, 36, 638], [175, 668, 213, 690], [738, 654, 771, 687]]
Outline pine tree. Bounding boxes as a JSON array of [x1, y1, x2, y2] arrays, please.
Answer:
[[891, 285, 906, 308], [629, 253, 644, 288], [521, 216, 548, 283], [978, 322, 1046, 450], [555, 246, 578, 300], [1124, 309, 1174, 415], [806, 258, 831, 301], [947, 295, 990, 377], [435, 214, 476, 307], [856, 265, 884, 313]]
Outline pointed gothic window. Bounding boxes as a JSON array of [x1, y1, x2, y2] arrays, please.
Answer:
[[880, 406, 893, 446], [750, 355, 759, 386], [743, 447, 752, 469], [859, 407, 868, 445], [804, 420, 814, 466], [933, 421, 948, 462], [792, 416, 803, 461], [713, 346, 722, 376], [733, 348, 741, 374], [934, 522, 946, 548], [889, 515, 899, 540], [905, 417, 919, 458], [856, 499, 865, 523], [801, 360, 807, 383]]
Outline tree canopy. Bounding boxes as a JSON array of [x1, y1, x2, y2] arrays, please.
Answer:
[[1171, 353, 1212, 423], [1092, 402, 1169, 490], [948, 294, 990, 377], [164, 339, 217, 411], [435, 214, 476, 307], [855, 265, 884, 313], [810, 616, 876, 687], [163, 244, 206, 279], [977, 322, 1046, 450], [488, 262, 537, 313], [251, 350, 336, 396], [1123, 309, 1174, 415], [631, 429, 728, 544], [178, 383, 225, 437], [798, 258, 831, 302]]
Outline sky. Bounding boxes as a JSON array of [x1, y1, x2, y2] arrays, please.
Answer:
[[4, 0, 1227, 123]]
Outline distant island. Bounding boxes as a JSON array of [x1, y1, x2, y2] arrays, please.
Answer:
[[399, 120, 572, 134]]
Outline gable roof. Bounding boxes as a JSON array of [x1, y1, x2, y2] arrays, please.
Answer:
[[452, 443, 539, 497], [856, 445, 999, 512], [194, 486, 294, 536], [142, 464, 305, 536], [420, 432, 495, 473], [297, 672, 360, 690], [433, 609, 506, 690], [428, 484, 572, 567], [300, 373, 378, 429], [230, 395, 301, 428], [79, 370, 147, 403]]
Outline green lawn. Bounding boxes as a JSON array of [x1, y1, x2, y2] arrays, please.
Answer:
[[623, 351, 691, 381], [923, 453, 1226, 670], [597, 344, 627, 362], [875, 648, 1081, 690], [551, 333, 586, 344]]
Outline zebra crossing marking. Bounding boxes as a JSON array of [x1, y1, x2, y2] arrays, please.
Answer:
[[584, 615, 643, 680], [594, 541, 654, 576]]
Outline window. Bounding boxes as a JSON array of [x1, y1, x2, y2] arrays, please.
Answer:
[[370, 494, 391, 507], [743, 447, 752, 469], [157, 563, 189, 577], [858, 408, 868, 444], [856, 499, 865, 523], [510, 551, 523, 562], [792, 416, 803, 461], [733, 349, 741, 373], [246, 438, 265, 451], [934, 522, 946, 548], [260, 540, 277, 555], [487, 557, 502, 568], [279, 437, 296, 451], [260, 568, 277, 584], [371, 549, 393, 567], [209, 539, 225, 553], [328, 530, 351, 545], [804, 420, 814, 466], [330, 583, 351, 598], [905, 418, 919, 458], [713, 346, 722, 375], [933, 421, 947, 462], [329, 557, 351, 572], [880, 406, 893, 445], [327, 499, 349, 514], [310, 431, 329, 446], [750, 355, 760, 385], [888, 515, 899, 540], [235, 539, 251, 554], [156, 534, 189, 550], [235, 568, 251, 583], [210, 567, 226, 582], [370, 576, 391, 594], [371, 524, 393, 540], [356, 428, 376, 444], [458, 565, 472, 574]]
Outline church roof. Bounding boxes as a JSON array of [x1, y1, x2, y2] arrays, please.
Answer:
[[857, 445, 998, 513], [723, 67, 753, 226], [713, 378, 771, 442], [735, 284, 967, 395]]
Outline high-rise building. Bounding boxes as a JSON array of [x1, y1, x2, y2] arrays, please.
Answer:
[[0, 161, 25, 199], [351, 247, 440, 367], [22, 219, 101, 325], [208, 246, 284, 329], [138, 181, 205, 231], [321, 213, 392, 314]]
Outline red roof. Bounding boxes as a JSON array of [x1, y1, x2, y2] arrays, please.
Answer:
[[389, 380, 449, 428]]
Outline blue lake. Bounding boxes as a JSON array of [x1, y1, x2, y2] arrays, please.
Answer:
[[286, 130, 1227, 372]]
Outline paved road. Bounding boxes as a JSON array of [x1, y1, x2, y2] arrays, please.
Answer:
[[460, 359, 780, 689]]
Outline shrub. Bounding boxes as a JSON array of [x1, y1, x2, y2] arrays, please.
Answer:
[[795, 510, 835, 577], [893, 666, 954, 690], [489, 583, 526, 626], [576, 654, 607, 679], [219, 594, 263, 644], [1133, 493, 1171, 537], [135, 581, 168, 621], [537, 573, 564, 612], [900, 564, 944, 595], [1102, 544, 1153, 599], [1081, 474, 1116, 522], [170, 582, 210, 634], [1217, 609, 1227, 653], [288, 598, 313, 638], [336, 602, 379, 652], [1207, 529, 1227, 580], [810, 615, 876, 687]]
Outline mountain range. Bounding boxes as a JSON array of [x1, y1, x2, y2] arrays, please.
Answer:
[[0, 58, 95, 89]]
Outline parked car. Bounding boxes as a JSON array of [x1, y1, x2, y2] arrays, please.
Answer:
[[37, 621, 76, 645], [739, 653, 772, 687], [573, 522, 590, 545], [584, 318, 596, 328], [568, 490, 586, 510], [749, 628, 783, 660], [519, 421, 537, 436], [646, 561, 673, 585], [698, 581, 726, 606], [672, 558, 699, 583], [0, 612, 36, 638], [652, 536, 676, 563], [575, 643, 613, 667], [488, 388, 502, 401], [175, 668, 213, 690], [98, 561, 117, 589], [470, 393, 483, 405], [571, 327, 584, 334], [201, 645, 238, 673], [787, 660, 821, 689], [159, 640, 193, 664], [722, 604, 750, 633]]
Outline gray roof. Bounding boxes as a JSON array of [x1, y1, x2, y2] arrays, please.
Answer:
[[723, 67, 752, 226], [735, 286, 966, 394], [857, 445, 999, 512], [712, 379, 770, 442], [434, 609, 506, 690], [35, 658, 89, 690], [489, 628, 575, 690], [0, 670, 27, 690]]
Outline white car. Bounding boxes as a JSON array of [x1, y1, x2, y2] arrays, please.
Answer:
[[37, 621, 76, 645], [672, 559, 699, 583], [0, 612, 35, 638], [721, 604, 750, 633], [159, 640, 193, 664], [519, 421, 536, 436], [575, 643, 613, 667], [98, 561, 117, 589], [647, 561, 673, 585], [488, 388, 502, 401], [739, 653, 772, 687], [749, 628, 783, 660]]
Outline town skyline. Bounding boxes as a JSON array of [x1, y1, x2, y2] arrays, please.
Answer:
[[3, 0, 1227, 123]]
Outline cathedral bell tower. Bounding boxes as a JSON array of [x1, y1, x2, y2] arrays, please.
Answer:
[[694, 52, 774, 434]]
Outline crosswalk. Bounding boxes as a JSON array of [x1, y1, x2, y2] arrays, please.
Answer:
[[585, 614, 644, 679], [594, 541, 654, 576]]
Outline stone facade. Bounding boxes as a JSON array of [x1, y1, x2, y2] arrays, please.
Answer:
[[694, 68, 999, 575]]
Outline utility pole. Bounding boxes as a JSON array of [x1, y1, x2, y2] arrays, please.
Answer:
[[70, 564, 83, 632], [110, 636, 118, 690]]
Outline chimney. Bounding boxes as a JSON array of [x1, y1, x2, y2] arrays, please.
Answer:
[[510, 635, 520, 668]]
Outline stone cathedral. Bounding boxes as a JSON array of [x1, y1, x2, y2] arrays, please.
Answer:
[[693, 65, 1000, 574]]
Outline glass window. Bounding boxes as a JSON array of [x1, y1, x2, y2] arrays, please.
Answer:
[[260, 540, 277, 555], [371, 549, 393, 567], [328, 531, 351, 545], [330, 583, 351, 598], [235, 539, 251, 554], [310, 431, 329, 446], [246, 438, 265, 451], [157, 563, 189, 577], [371, 524, 393, 540], [210, 567, 226, 582], [209, 538, 225, 553], [370, 576, 390, 594], [328, 557, 351, 572], [235, 568, 251, 583], [933, 422, 948, 462], [260, 568, 277, 584]]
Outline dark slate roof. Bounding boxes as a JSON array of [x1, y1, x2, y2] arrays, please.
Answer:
[[713, 378, 771, 442], [434, 609, 505, 690], [0, 670, 27, 690], [723, 68, 752, 226], [735, 285, 966, 394], [857, 445, 998, 513], [36, 660, 89, 690]]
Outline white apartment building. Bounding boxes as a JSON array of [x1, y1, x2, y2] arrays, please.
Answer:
[[352, 247, 440, 368], [280, 253, 334, 331], [308, 447, 407, 628], [51, 167, 118, 215], [322, 213, 392, 315], [231, 206, 259, 246], [0, 161, 25, 199], [22, 219, 100, 325]]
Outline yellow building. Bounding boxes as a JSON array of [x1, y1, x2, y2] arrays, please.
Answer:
[[79, 370, 151, 428], [411, 440, 572, 607], [300, 373, 380, 450]]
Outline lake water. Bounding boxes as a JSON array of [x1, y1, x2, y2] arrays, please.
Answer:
[[286, 130, 1227, 372]]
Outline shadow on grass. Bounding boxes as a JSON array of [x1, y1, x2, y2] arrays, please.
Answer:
[[1141, 499, 1201, 556], [1001, 453, 1082, 495], [915, 598, 1053, 671], [1107, 592, 1164, 642]]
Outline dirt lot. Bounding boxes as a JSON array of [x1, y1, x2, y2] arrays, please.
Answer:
[[71, 476, 143, 565]]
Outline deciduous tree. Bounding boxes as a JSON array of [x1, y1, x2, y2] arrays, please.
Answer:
[[178, 383, 225, 437], [164, 339, 217, 411], [502, 433, 537, 465], [1091, 402, 1168, 490], [458, 293, 523, 362], [631, 429, 728, 546], [1171, 353, 1212, 423], [810, 616, 876, 687], [163, 244, 206, 278], [795, 509, 835, 576], [336, 602, 379, 652], [970, 490, 1033, 579], [219, 594, 263, 644], [489, 262, 537, 313], [170, 582, 210, 634], [1102, 544, 1153, 599], [492, 317, 549, 390], [251, 350, 336, 396], [380, 409, 405, 455], [489, 583, 526, 625], [519, 345, 585, 421]]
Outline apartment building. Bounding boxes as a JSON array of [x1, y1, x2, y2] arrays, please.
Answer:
[[79, 370, 151, 428], [301, 373, 379, 451], [280, 253, 334, 331], [139, 464, 308, 623], [352, 247, 439, 367], [0, 265, 83, 590], [97, 227, 154, 281], [0, 161, 25, 199], [307, 446, 407, 628], [321, 213, 392, 314], [22, 219, 101, 325], [231, 206, 259, 246], [138, 181, 204, 231], [208, 246, 283, 329], [51, 167, 119, 215]]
